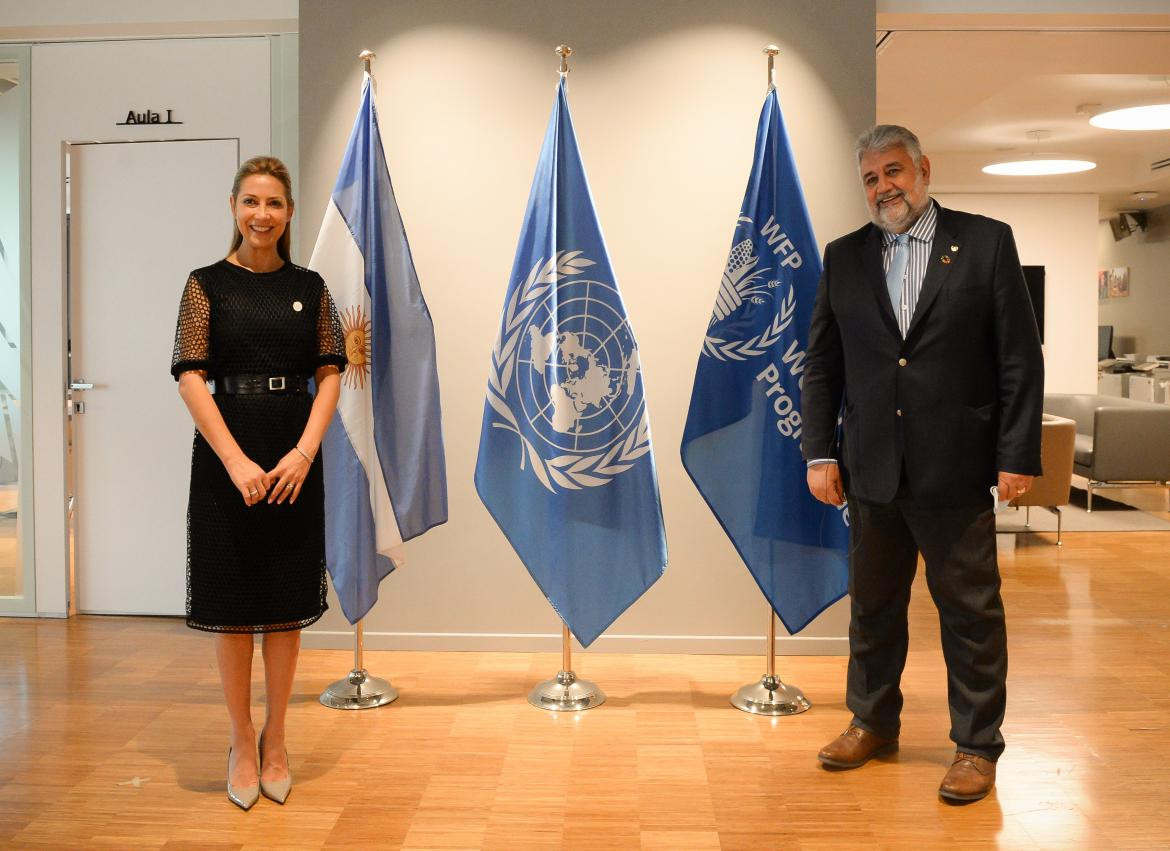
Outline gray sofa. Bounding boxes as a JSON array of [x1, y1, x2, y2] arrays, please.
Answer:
[[1043, 394, 1170, 510]]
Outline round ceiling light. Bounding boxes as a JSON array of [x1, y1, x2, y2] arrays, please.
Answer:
[[1090, 103, 1170, 131], [982, 159, 1097, 176]]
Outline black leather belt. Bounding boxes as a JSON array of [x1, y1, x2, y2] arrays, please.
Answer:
[[215, 374, 311, 395]]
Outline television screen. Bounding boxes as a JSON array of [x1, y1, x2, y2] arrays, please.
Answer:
[[1098, 325, 1114, 361], [1021, 266, 1044, 343]]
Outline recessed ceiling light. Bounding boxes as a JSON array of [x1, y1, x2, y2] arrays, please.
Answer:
[[982, 159, 1097, 176], [1090, 104, 1170, 131], [1131, 190, 1159, 202]]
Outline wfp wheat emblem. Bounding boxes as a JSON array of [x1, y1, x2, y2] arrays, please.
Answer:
[[486, 251, 651, 492], [703, 217, 796, 361]]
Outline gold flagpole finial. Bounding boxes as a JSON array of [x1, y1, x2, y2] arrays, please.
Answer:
[[763, 45, 779, 91], [555, 44, 573, 76], [359, 50, 376, 76]]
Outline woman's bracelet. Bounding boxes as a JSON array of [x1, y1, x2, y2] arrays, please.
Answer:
[[294, 445, 314, 464]]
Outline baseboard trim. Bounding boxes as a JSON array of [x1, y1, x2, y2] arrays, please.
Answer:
[[301, 629, 848, 655]]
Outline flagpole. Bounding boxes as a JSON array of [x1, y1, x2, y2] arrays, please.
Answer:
[[319, 619, 399, 709], [318, 47, 403, 711], [528, 619, 606, 712], [763, 43, 779, 91], [723, 44, 814, 717], [516, 42, 604, 713], [730, 605, 810, 715]]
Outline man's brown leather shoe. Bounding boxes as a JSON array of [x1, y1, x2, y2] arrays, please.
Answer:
[[938, 752, 996, 802], [817, 725, 898, 769]]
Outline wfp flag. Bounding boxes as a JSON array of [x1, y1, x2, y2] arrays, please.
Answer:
[[475, 78, 667, 648], [309, 72, 448, 624], [680, 88, 847, 634]]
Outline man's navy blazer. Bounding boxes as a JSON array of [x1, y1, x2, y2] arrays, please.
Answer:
[[801, 203, 1044, 507]]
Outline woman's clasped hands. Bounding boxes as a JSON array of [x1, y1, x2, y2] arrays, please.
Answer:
[[225, 447, 313, 506]]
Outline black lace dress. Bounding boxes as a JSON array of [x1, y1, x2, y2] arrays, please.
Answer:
[[171, 259, 347, 633]]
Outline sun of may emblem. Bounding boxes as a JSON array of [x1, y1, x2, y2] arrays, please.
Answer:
[[340, 304, 372, 389]]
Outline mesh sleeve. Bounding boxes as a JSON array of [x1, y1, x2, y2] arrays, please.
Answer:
[[171, 273, 213, 379], [316, 281, 348, 373]]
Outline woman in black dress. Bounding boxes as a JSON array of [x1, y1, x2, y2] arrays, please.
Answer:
[[171, 156, 346, 809]]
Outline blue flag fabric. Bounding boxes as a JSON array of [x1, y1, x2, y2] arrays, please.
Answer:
[[475, 78, 668, 648], [309, 74, 448, 624], [680, 88, 848, 634]]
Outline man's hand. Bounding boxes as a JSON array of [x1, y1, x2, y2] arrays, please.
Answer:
[[998, 471, 1034, 502], [807, 462, 844, 506]]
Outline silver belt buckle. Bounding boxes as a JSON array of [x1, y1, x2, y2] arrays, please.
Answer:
[[268, 376, 286, 391]]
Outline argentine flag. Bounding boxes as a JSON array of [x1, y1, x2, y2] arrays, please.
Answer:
[[309, 72, 448, 625], [475, 77, 667, 648], [680, 86, 847, 634]]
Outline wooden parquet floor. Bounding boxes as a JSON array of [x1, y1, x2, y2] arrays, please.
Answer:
[[2, 528, 1169, 849]]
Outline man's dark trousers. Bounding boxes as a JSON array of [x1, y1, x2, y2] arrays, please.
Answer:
[[846, 485, 1006, 761]]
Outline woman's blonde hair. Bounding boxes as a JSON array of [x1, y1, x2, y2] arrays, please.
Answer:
[[228, 156, 294, 262]]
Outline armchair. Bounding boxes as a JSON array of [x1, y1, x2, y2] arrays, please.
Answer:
[[1010, 414, 1076, 544], [1043, 394, 1170, 511]]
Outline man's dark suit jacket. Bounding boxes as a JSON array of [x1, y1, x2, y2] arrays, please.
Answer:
[[801, 203, 1044, 508]]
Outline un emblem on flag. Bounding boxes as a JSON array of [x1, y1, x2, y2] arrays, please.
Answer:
[[486, 251, 652, 492], [519, 281, 643, 452]]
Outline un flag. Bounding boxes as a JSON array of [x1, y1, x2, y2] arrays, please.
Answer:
[[475, 78, 668, 648]]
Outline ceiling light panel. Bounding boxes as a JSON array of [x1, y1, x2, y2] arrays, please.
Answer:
[[982, 159, 1097, 176], [1090, 104, 1170, 131]]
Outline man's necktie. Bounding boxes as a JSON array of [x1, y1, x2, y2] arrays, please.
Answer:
[[886, 233, 909, 318]]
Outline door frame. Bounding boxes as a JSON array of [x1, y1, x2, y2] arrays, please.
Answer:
[[63, 137, 239, 615], [0, 44, 35, 615]]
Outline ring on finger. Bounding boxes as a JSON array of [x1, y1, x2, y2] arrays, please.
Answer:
[[284, 482, 294, 490]]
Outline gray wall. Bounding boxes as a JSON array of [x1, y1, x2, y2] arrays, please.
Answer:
[[1098, 205, 1170, 357], [300, 0, 876, 653]]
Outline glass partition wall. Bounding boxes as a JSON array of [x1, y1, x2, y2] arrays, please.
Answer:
[[0, 46, 34, 613]]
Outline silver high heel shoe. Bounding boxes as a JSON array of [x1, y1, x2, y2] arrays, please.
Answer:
[[226, 747, 259, 810], [259, 732, 292, 804]]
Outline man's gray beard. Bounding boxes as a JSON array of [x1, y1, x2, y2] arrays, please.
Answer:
[[871, 193, 929, 232]]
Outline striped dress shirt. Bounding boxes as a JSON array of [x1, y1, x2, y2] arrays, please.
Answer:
[[881, 199, 938, 338]]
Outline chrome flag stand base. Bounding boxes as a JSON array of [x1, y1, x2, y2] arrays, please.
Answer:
[[320, 620, 399, 710], [527, 669, 606, 712], [528, 624, 606, 712], [730, 608, 811, 716], [320, 668, 398, 710], [731, 674, 810, 716]]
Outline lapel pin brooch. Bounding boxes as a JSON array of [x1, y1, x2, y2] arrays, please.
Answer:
[[941, 255, 952, 264]]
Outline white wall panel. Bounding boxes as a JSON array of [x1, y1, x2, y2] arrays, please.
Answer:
[[1098, 206, 1170, 357], [31, 37, 272, 614], [300, 0, 876, 654], [935, 193, 1099, 395]]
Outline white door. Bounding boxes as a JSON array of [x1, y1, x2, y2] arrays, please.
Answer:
[[69, 139, 238, 615]]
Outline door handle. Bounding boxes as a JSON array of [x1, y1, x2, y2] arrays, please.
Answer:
[[70, 381, 94, 390]]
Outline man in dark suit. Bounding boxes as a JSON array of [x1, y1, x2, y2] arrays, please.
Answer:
[[801, 125, 1043, 802]]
